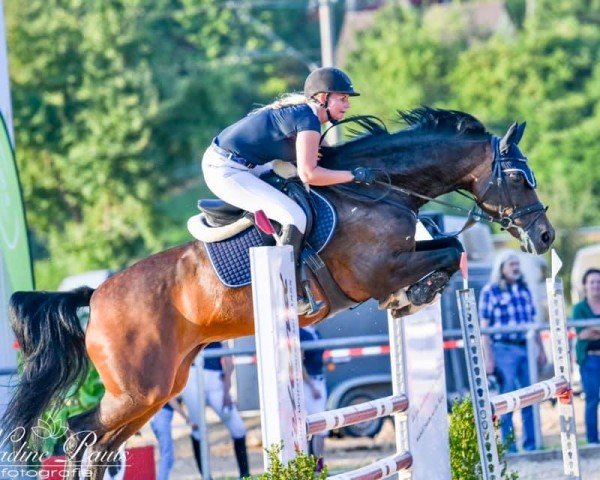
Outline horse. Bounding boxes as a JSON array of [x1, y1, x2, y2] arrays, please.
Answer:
[[2, 107, 554, 479]]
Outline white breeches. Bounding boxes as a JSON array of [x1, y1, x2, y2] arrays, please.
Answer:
[[182, 367, 247, 440], [202, 145, 307, 233]]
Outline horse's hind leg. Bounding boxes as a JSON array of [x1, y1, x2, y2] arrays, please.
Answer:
[[81, 349, 200, 480], [63, 406, 101, 480]]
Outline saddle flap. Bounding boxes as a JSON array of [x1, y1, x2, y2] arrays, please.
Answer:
[[198, 199, 245, 227]]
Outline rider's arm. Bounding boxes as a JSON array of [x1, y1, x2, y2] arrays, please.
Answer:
[[296, 130, 354, 186]]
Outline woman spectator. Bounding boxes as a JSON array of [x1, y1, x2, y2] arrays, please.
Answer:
[[572, 268, 600, 444]]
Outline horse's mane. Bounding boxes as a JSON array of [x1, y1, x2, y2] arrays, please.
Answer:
[[319, 106, 490, 169]]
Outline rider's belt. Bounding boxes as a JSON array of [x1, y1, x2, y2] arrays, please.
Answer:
[[587, 350, 600, 355], [496, 339, 527, 347], [211, 143, 256, 169]]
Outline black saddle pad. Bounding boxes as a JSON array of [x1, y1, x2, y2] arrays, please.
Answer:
[[203, 190, 336, 287]]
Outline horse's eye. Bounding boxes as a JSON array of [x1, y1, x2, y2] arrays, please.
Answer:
[[508, 173, 524, 184]]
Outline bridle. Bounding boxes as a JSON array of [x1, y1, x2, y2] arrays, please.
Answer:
[[473, 135, 547, 232]]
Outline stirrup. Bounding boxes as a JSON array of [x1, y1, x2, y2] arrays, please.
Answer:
[[299, 280, 325, 315]]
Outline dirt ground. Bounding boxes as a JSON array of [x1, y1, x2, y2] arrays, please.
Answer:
[[128, 394, 600, 479]]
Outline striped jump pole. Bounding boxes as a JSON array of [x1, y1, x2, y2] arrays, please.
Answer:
[[306, 394, 408, 436], [491, 376, 569, 416]]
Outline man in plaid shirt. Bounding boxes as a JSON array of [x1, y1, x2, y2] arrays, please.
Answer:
[[478, 251, 547, 452]]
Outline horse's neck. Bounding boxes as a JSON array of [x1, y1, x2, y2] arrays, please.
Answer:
[[389, 140, 489, 206]]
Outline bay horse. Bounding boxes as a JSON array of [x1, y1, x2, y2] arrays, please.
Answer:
[[3, 107, 554, 479]]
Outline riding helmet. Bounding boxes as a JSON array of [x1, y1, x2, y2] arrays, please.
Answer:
[[304, 67, 360, 98]]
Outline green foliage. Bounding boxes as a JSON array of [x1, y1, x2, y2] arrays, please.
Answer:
[[347, 6, 466, 121], [449, 398, 518, 480], [346, 0, 600, 255], [38, 365, 105, 455], [250, 443, 327, 480]]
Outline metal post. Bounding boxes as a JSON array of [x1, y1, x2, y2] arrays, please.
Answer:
[[456, 288, 501, 480], [318, 0, 340, 145], [546, 250, 580, 479], [388, 312, 410, 456]]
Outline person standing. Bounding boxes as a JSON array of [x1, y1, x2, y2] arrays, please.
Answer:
[[478, 251, 546, 452], [572, 268, 600, 444], [299, 325, 327, 472], [150, 399, 194, 480], [182, 342, 250, 480]]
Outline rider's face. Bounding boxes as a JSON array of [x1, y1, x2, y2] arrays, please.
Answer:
[[324, 93, 351, 121]]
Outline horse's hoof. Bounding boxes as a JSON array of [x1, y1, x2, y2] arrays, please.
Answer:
[[407, 272, 450, 306]]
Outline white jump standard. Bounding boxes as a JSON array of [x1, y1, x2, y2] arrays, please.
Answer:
[[250, 245, 450, 480]]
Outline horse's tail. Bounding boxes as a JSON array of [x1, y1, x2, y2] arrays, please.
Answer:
[[1, 287, 94, 445]]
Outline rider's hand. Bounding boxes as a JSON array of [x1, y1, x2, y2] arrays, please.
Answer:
[[352, 167, 376, 185]]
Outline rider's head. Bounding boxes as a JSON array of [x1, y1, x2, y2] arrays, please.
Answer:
[[304, 67, 359, 124]]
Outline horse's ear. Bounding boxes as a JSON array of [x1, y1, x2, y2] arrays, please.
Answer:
[[500, 122, 518, 154], [513, 122, 526, 145]]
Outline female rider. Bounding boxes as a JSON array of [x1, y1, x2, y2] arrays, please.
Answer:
[[202, 67, 373, 275]]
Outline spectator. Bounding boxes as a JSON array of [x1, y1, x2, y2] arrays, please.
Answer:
[[150, 399, 192, 480], [151, 342, 250, 479], [478, 251, 546, 452], [300, 325, 327, 472], [572, 268, 600, 444], [183, 342, 250, 479]]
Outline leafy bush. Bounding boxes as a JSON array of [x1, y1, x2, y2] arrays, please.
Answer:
[[449, 398, 518, 480], [249, 443, 327, 480]]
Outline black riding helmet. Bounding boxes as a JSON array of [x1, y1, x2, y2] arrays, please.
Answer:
[[304, 67, 360, 98], [304, 67, 359, 124]]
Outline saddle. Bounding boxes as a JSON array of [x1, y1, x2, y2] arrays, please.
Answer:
[[187, 162, 358, 317]]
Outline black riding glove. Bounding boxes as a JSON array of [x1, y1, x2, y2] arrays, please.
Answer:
[[352, 167, 376, 185]]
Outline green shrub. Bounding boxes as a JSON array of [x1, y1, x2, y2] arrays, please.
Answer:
[[250, 443, 327, 480], [449, 398, 518, 480]]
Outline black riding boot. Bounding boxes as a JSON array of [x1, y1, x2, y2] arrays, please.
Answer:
[[233, 436, 250, 478], [191, 437, 212, 480], [280, 225, 312, 313]]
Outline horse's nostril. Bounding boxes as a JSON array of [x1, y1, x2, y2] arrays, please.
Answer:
[[541, 231, 551, 244]]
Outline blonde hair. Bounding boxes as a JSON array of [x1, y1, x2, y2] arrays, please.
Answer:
[[251, 93, 312, 114]]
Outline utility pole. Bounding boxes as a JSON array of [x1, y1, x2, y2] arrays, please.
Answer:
[[318, 0, 340, 143], [526, 0, 536, 20]]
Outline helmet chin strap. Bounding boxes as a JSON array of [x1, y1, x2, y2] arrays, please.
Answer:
[[313, 93, 337, 125], [323, 93, 338, 125]]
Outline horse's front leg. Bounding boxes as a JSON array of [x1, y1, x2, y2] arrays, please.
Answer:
[[377, 246, 462, 316]]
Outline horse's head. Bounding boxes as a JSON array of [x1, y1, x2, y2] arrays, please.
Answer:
[[473, 122, 554, 254]]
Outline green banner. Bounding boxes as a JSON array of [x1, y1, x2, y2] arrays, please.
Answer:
[[0, 113, 33, 292]]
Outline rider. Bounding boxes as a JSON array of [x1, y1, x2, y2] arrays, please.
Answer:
[[201, 67, 374, 304]]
